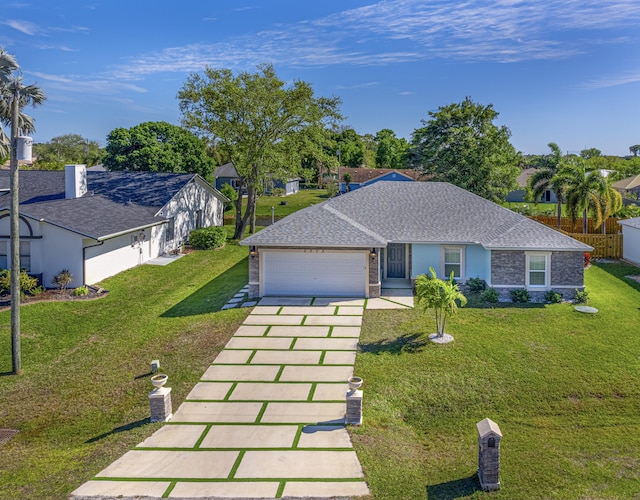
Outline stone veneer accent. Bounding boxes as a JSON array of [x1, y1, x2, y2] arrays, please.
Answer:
[[247, 246, 380, 299], [491, 250, 526, 286]]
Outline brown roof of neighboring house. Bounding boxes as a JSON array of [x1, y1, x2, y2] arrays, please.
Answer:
[[338, 167, 428, 184], [613, 174, 640, 191]]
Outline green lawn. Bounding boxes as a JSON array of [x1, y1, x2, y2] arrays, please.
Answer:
[[224, 188, 329, 220], [350, 262, 640, 499], [0, 241, 250, 500]]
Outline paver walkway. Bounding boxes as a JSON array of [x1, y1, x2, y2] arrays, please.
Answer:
[[72, 293, 411, 499]]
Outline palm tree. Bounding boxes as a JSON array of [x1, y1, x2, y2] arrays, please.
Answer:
[[527, 142, 565, 229], [0, 48, 46, 375], [556, 160, 620, 234], [415, 267, 467, 339]]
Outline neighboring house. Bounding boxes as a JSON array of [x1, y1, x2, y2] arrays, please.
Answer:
[[618, 217, 640, 266], [214, 162, 299, 195], [506, 168, 558, 203], [338, 167, 426, 193], [613, 174, 640, 199], [0, 165, 226, 288], [241, 181, 591, 301]]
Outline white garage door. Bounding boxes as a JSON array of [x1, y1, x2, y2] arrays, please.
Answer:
[[262, 250, 367, 297]]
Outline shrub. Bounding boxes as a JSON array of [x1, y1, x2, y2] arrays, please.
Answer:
[[545, 290, 563, 304], [220, 183, 238, 212], [52, 269, 73, 290], [189, 226, 227, 250], [510, 288, 531, 303], [574, 289, 589, 304], [271, 187, 285, 197], [326, 182, 339, 198], [467, 277, 486, 292], [73, 286, 89, 296], [0, 269, 42, 297], [481, 287, 499, 303]]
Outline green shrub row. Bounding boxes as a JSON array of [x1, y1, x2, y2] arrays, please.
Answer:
[[0, 269, 42, 297], [189, 226, 227, 250]]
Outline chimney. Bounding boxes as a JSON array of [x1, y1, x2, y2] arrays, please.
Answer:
[[65, 164, 87, 199]]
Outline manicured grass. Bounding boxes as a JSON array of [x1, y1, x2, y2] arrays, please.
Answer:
[[351, 262, 640, 499], [0, 241, 250, 499], [225, 188, 329, 219]]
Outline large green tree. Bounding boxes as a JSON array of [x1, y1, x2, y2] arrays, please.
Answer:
[[375, 128, 408, 169], [178, 64, 342, 239], [33, 133, 103, 169], [103, 121, 214, 178], [410, 97, 521, 201], [335, 128, 364, 168], [527, 142, 566, 229]]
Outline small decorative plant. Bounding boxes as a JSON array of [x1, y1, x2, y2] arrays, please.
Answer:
[[415, 267, 467, 338], [510, 288, 531, 303], [52, 269, 73, 290], [584, 253, 591, 268], [481, 287, 499, 303], [73, 286, 89, 296], [545, 290, 563, 304], [467, 277, 486, 292], [574, 289, 589, 304]]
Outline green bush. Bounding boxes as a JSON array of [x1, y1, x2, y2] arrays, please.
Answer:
[[481, 287, 499, 303], [574, 289, 589, 304], [73, 286, 89, 296], [0, 269, 42, 297], [467, 277, 486, 292], [52, 269, 73, 290], [271, 187, 285, 197], [510, 288, 531, 303], [220, 183, 238, 212], [189, 226, 227, 250], [326, 182, 339, 198], [545, 290, 563, 303]]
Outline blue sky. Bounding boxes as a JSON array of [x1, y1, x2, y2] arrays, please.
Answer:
[[2, 0, 640, 156]]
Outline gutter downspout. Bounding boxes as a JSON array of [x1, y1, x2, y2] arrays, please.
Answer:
[[82, 240, 104, 286]]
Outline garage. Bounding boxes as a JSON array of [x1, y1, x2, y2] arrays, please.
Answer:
[[261, 250, 368, 297]]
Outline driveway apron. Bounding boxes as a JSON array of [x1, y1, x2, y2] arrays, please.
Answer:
[[71, 297, 375, 499]]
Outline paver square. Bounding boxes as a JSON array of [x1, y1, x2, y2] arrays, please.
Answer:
[[170, 481, 280, 498], [230, 382, 312, 401], [313, 383, 349, 401], [336, 306, 365, 315], [202, 364, 280, 381], [244, 315, 304, 325], [268, 325, 330, 337], [172, 402, 263, 423], [331, 326, 361, 337], [280, 365, 353, 382], [137, 424, 207, 448], [259, 297, 312, 306], [298, 425, 353, 448], [282, 481, 370, 498], [199, 424, 298, 448], [250, 306, 281, 315], [224, 337, 293, 350], [236, 450, 363, 478], [96, 450, 238, 478], [279, 306, 336, 315], [294, 338, 358, 351], [186, 382, 233, 400], [366, 297, 410, 309], [312, 298, 365, 306], [212, 350, 253, 364], [304, 315, 362, 326], [234, 325, 269, 337], [71, 480, 171, 497], [323, 351, 357, 365], [261, 402, 345, 423], [251, 350, 321, 365]]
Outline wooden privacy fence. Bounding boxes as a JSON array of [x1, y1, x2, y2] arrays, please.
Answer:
[[565, 233, 623, 259], [529, 215, 622, 234]]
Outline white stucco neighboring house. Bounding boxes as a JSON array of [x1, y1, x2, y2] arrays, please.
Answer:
[[618, 217, 640, 266], [0, 165, 226, 288]]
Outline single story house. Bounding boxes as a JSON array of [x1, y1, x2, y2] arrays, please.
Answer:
[[338, 167, 426, 193], [506, 168, 557, 203], [613, 174, 640, 199], [214, 162, 299, 195], [618, 217, 640, 266], [241, 181, 592, 301], [0, 165, 226, 288]]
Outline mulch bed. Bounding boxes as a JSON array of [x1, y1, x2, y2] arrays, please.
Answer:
[[0, 286, 108, 310]]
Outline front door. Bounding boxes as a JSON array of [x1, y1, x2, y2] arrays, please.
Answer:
[[387, 243, 406, 278]]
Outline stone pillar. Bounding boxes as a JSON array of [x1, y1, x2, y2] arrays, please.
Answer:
[[477, 418, 502, 491], [149, 387, 172, 423], [346, 390, 363, 425]]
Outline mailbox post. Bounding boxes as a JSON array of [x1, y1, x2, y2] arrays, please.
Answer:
[[477, 418, 502, 491]]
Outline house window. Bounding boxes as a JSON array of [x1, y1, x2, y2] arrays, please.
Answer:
[[0, 241, 7, 269], [442, 247, 464, 279], [526, 252, 550, 288], [196, 209, 203, 229], [20, 241, 31, 272], [166, 217, 175, 241]]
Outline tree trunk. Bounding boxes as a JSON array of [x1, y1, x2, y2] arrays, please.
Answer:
[[583, 209, 588, 234], [10, 94, 22, 375], [233, 177, 245, 240], [556, 200, 562, 230]]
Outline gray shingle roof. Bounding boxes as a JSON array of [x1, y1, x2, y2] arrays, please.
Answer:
[[618, 217, 640, 229], [0, 170, 212, 239], [242, 181, 592, 251]]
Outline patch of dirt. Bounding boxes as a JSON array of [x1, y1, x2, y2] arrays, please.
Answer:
[[0, 286, 108, 310]]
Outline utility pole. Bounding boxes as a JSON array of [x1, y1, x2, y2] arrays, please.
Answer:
[[9, 88, 21, 374]]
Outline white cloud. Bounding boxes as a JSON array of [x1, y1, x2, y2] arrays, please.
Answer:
[[581, 70, 640, 89], [29, 71, 147, 94], [3, 19, 41, 35]]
